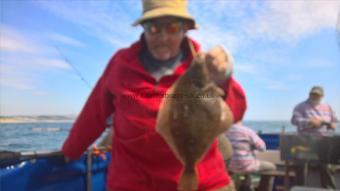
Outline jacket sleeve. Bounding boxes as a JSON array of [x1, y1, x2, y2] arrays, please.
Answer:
[[249, 129, 266, 152], [223, 76, 247, 123], [291, 105, 310, 130], [62, 57, 116, 160], [329, 105, 338, 123]]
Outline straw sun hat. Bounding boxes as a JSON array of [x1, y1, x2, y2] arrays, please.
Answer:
[[133, 0, 197, 29]]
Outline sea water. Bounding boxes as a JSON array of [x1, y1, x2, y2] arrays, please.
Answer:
[[0, 121, 339, 151]]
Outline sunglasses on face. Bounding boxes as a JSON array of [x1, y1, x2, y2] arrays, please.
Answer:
[[310, 93, 322, 97], [142, 21, 184, 35]]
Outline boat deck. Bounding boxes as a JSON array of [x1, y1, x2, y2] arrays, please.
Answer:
[[256, 150, 340, 190]]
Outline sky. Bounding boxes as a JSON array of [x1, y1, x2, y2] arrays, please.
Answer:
[[0, 0, 339, 121]]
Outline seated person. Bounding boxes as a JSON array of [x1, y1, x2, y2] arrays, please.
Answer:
[[226, 122, 276, 190]]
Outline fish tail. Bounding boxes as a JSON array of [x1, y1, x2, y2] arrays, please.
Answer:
[[178, 166, 198, 191]]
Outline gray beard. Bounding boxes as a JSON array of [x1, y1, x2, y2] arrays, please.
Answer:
[[310, 99, 321, 105]]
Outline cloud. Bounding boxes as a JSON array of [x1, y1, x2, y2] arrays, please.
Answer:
[[243, 1, 340, 42], [188, 0, 339, 52], [0, 25, 41, 53], [0, 26, 72, 94], [235, 63, 259, 75], [32, 90, 50, 96], [235, 63, 289, 91], [48, 33, 85, 47], [0, 76, 35, 91], [1, 35, 71, 71], [36, 1, 142, 48], [187, 1, 249, 53], [0, 57, 69, 94], [189, 27, 240, 53], [5, 1, 338, 96], [189, 1, 258, 22], [0, 64, 35, 91], [30, 58, 71, 70], [36, 1, 340, 50], [286, 74, 303, 82], [265, 80, 289, 91], [303, 59, 336, 68], [0, 72, 50, 97]]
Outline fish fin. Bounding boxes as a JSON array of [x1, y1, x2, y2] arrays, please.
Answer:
[[156, 86, 174, 133], [218, 135, 233, 160], [216, 101, 233, 135], [178, 167, 198, 191], [156, 87, 184, 163]]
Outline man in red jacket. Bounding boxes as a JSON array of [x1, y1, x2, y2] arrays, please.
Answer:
[[62, 0, 246, 190]]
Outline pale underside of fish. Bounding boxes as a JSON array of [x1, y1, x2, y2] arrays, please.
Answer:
[[156, 53, 233, 191]]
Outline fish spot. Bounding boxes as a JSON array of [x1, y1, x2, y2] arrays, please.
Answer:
[[184, 105, 189, 117]]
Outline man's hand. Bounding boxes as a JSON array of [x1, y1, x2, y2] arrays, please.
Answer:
[[205, 46, 234, 86], [329, 123, 336, 130], [64, 156, 71, 163], [308, 118, 322, 128]]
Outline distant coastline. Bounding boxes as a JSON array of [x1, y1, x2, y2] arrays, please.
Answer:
[[0, 115, 76, 123]]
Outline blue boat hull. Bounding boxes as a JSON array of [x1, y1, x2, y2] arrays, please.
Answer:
[[0, 134, 280, 191], [0, 153, 110, 191]]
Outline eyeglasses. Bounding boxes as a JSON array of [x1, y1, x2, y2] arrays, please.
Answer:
[[142, 21, 183, 35], [310, 93, 322, 97]]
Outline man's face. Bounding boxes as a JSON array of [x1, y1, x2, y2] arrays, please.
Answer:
[[143, 17, 187, 61], [309, 93, 323, 105]]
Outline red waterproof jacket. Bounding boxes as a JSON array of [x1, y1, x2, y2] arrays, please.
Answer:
[[62, 37, 247, 191]]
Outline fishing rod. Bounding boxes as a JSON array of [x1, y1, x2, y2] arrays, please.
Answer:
[[55, 46, 92, 90], [0, 150, 63, 167], [0, 146, 111, 167]]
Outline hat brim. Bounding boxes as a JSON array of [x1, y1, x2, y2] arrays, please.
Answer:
[[132, 7, 197, 29], [310, 90, 323, 95]]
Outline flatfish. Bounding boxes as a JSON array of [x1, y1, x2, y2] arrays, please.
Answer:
[[156, 53, 233, 191]]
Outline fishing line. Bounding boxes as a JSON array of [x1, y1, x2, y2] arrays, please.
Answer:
[[55, 46, 113, 127], [54, 46, 92, 89]]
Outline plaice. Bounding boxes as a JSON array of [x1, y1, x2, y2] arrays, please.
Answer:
[[156, 52, 233, 191]]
